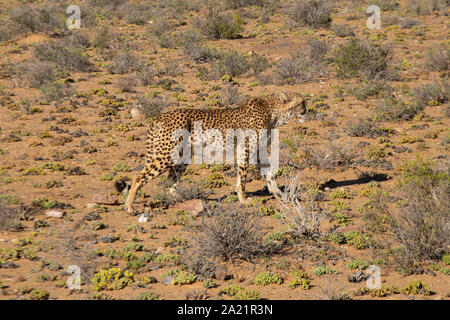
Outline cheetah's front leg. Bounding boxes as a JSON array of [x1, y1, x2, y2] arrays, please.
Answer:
[[236, 164, 251, 205]]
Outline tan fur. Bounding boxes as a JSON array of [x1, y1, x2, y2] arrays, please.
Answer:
[[124, 92, 306, 214]]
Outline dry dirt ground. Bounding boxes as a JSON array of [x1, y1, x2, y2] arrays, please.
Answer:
[[0, 0, 449, 300]]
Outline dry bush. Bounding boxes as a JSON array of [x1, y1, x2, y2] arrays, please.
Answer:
[[32, 40, 93, 73], [137, 66, 159, 86], [93, 25, 118, 50], [194, 9, 243, 40], [286, 0, 334, 29], [223, 0, 269, 9], [20, 59, 57, 88], [221, 84, 242, 105], [148, 15, 175, 38], [424, 44, 449, 72], [400, 17, 421, 29], [194, 204, 278, 261], [136, 96, 171, 119], [413, 81, 449, 107], [363, 158, 450, 274], [116, 76, 136, 93], [278, 174, 329, 239], [0, 204, 26, 232], [301, 141, 359, 171], [178, 29, 220, 63], [331, 24, 355, 37], [348, 79, 392, 101], [345, 119, 389, 138], [212, 50, 250, 78], [375, 96, 423, 121], [370, 0, 400, 11], [274, 39, 328, 84], [334, 38, 394, 80], [116, 2, 152, 25], [9, 2, 66, 35], [107, 51, 144, 75], [407, 0, 448, 15], [248, 53, 270, 76], [167, 181, 210, 204], [40, 82, 75, 102], [82, 0, 128, 27], [182, 251, 217, 279]]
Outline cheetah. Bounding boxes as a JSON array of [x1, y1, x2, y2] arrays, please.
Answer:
[[124, 92, 307, 214]]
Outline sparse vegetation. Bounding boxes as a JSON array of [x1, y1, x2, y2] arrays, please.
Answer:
[[0, 0, 447, 301]]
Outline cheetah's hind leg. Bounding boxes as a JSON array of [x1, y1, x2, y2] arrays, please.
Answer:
[[125, 162, 168, 214], [167, 164, 187, 196]]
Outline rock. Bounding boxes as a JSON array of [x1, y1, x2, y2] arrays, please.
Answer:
[[100, 235, 118, 243], [130, 107, 141, 118], [170, 199, 205, 216], [84, 212, 101, 221], [86, 203, 97, 209], [45, 210, 65, 218], [214, 265, 228, 281], [1, 261, 18, 269], [347, 270, 368, 283], [138, 214, 148, 223], [92, 194, 119, 205]]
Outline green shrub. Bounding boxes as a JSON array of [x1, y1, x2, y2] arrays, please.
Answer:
[[334, 38, 392, 80], [221, 284, 260, 300], [403, 279, 431, 295], [195, 9, 243, 39], [288, 271, 310, 290], [345, 259, 369, 270], [312, 265, 338, 276], [255, 272, 283, 285], [287, 0, 334, 29]]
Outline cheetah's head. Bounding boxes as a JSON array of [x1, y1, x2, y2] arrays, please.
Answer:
[[271, 92, 307, 126]]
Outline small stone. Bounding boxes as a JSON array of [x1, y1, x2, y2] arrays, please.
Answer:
[[156, 247, 164, 254], [84, 212, 101, 221], [171, 199, 205, 216], [100, 235, 118, 243], [92, 194, 119, 205], [45, 210, 65, 218], [138, 214, 148, 223], [86, 203, 97, 209], [130, 108, 141, 118], [214, 265, 228, 281]]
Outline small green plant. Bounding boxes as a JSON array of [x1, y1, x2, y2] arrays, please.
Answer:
[[112, 162, 130, 172], [354, 285, 400, 297], [29, 288, 50, 300], [221, 284, 260, 300], [288, 271, 310, 290], [91, 268, 134, 291], [343, 231, 372, 249], [138, 292, 161, 300], [312, 265, 338, 276], [172, 271, 196, 286], [442, 253, 450, 265], [345, 259, 369, 270], [328, 232, 346, 244], [202, 173, 230, 188], [202, 279, 217, 289], [329, 190, 350, 199], [402, 279, 431, 296], [254, 272, 283, 285]]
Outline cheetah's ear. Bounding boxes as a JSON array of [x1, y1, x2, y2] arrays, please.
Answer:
[[278, 93, 289, 103]]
